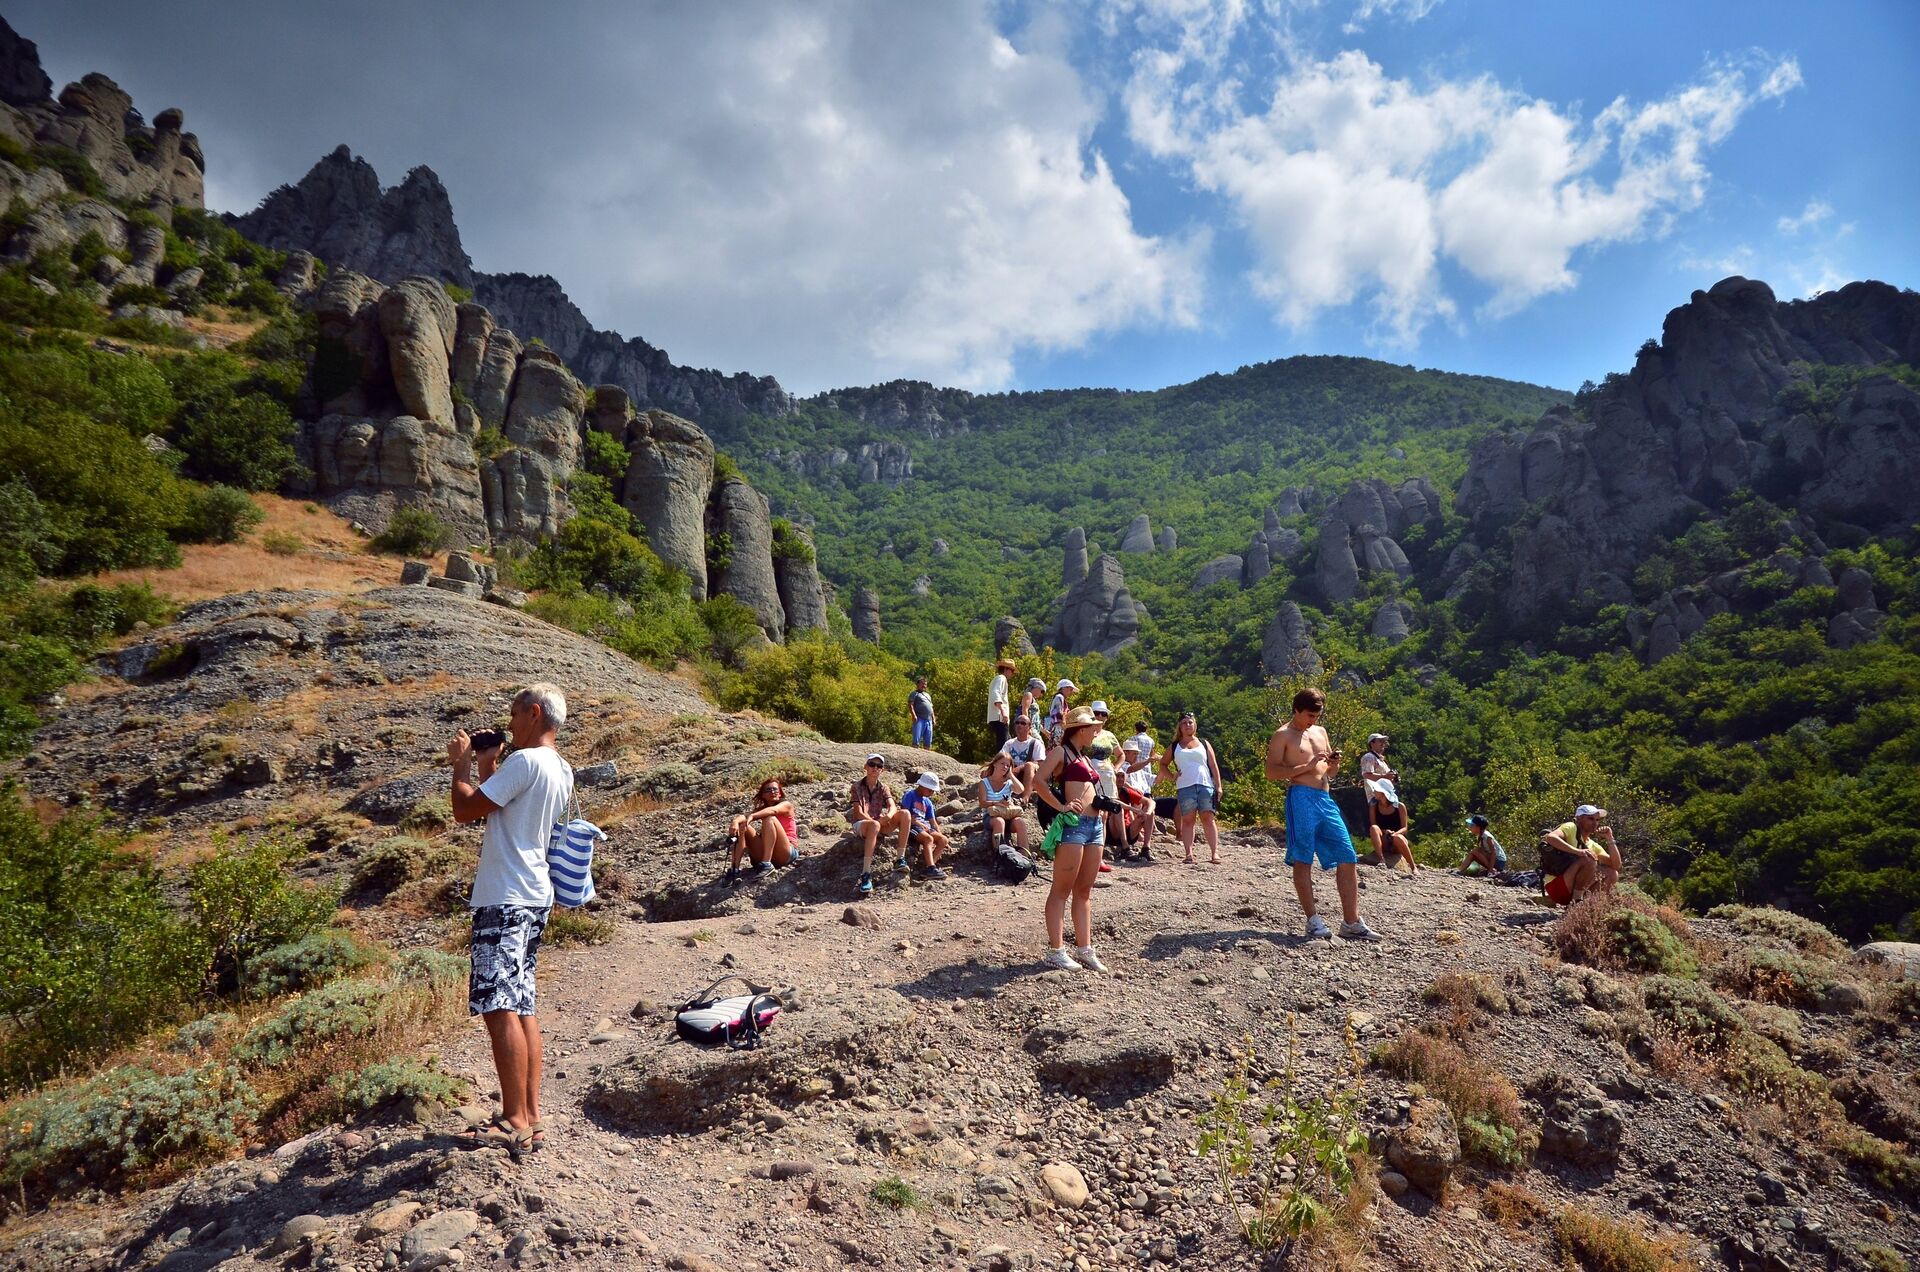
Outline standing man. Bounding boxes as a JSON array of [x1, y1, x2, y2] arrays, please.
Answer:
[[449, 683, 575, 1152], [986, 659, 1015, 757], [909, 676, 936, 750], [1018, 677, 1046, 733], [1265, 687, 1381, 941], [1046, 678, 1077, 744]]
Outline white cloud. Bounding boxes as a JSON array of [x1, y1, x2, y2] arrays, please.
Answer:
[[1129, 46, 1802, 341], [1777, 198, 1832, 234], [1344, 0, 1446, 35]]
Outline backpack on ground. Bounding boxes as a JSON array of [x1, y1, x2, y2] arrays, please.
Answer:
[[675, 976, 783, 1049], [995, 839, 1037, 882]]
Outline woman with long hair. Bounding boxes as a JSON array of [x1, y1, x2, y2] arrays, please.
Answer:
[[977, 751, 1029, 850], [1157, 711, 1223, 864], [1033, 706, 1110, 972], [725, 778, 796, 885]]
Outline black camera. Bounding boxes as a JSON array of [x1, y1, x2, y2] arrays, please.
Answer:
[[469, 728, 507, 753], [1091, 794, 1126, 813]]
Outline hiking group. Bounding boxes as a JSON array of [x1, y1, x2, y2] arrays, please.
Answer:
[[444, 671, 1624, 1151]]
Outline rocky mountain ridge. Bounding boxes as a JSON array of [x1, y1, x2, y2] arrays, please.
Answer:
[[229, 148, 794, 427]]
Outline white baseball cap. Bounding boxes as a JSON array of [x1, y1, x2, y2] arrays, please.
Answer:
[[1367, 733, 1389, 744], [864, 753, 887, 768], [1574, 804, 1608, 819], [916, 772, 941, 791]]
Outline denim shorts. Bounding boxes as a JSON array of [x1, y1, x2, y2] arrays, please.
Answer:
[[1057, 814, 1106, 847], [1176, 784, 1216, 815], [469, 904, 550, 1016]]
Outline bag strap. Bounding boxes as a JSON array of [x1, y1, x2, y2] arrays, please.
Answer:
[[684, 974, 757, 1010], [726, 993, 781, 1051]]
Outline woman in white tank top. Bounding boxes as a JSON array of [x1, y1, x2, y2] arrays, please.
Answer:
[[1157, 712, 1223, 864]]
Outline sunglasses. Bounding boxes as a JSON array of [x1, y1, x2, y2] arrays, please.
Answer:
[[865, 761, 883, 769]]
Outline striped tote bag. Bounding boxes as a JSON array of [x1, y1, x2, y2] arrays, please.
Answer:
[[548, 783, 606, 908]]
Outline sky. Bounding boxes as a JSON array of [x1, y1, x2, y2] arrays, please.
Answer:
[[13, 1, 1918, 397]]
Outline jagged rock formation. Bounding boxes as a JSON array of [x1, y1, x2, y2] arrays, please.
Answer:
[[1193, 556, 1243, 591], [1119, 514, 1155, 553], [1261, 602, 1321, 679], [1156, 526, 1177, 551], [852, 588, 882, 643], [1046, 554, 1145, 657], [1458, 278, 1920, 631], [477, 272, 794, 426], [993, 615, 1036, 658], [811, 380, 976, 438], [233, 147, 471, 287], [618, 411, 715, 599], [1061, 527, 1088, 587], [0, 63, 203, 209], [767, 439, 912, 487], [1311, 476, 1435, 603], [0, 16, 51, 107], [230, 148, 793, 428]]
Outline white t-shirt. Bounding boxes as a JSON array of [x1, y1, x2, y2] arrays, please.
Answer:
[[1001, 734, 1047, 765], [1361, 749, 1392, 797], [987, 673, 1009, 723], [471, 746, 574, 908], [1090, 729, 1120, 799], [1124, 752, 1154, 796]]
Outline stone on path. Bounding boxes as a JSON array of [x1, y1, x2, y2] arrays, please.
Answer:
[[399, 1209, 480, 1259], [1041, 1162, 1090, 1209]]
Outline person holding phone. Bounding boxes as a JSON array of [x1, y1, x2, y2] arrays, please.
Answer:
[[1265, 687, 1380, 941]]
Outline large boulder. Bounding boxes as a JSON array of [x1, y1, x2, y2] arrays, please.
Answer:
[[1261, 602, 1321, 679], [1119, 514, 1155, 553], [1046, 554, 1143, 657], [294, 414, 486, 547], [469, 326, 523, 432], [449, 303, 494, 408], [502, 347, 588, 461], [480, 448, 566, 543], [622, 411, 715, 599], [994, 615, 1036, 657], [710, 477, 785, 641], [1386, 1098, 1459, 1200], [1242, 538, 1271, 585], [1192, 555, 1243, 591], [1061, 527, 1088, 587], [1370, 599, 1412, 646], [1156, 525, 1177, 551]]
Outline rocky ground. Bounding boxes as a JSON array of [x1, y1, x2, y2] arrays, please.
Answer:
[[4, 588, 1916, 1272]]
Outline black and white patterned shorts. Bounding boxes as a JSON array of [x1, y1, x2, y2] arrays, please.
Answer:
[[469, 904, 551, 1017]]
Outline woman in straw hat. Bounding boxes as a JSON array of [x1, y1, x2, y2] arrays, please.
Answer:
[[1032, 705, 1111, 972]]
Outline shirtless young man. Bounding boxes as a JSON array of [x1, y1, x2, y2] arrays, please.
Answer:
[[1264, 687, 1381, 941]]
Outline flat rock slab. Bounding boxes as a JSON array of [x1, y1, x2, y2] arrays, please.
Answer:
[[1022, 1004, 1192, 1098], [584, 989, 916, 1132], [399, 1209, 479, 1258]]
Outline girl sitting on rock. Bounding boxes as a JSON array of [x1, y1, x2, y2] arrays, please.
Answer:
[[977, 752, 1029, 852], [726, 778, 796, 885]]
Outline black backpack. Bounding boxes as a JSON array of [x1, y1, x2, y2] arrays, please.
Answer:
[[996, 840, 1037, 882], [674, 976, 783, 1050]]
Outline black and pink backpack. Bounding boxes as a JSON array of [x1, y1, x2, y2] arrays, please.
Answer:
[[674, 976, 783, 1049]]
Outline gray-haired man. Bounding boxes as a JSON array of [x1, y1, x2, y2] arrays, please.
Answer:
[[449, 682, 574, 1151]]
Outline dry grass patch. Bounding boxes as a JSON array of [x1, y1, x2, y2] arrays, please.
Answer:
[[1374, 1029, 1534, 1168], [1554, 1204, 1696, 1272], [1480, 1181, 1548, 1235], [1556, 891, 1705, 978], [595, 789, 667, 828]]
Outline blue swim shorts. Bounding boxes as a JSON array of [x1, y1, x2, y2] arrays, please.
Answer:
[[1284, 785, 1358, 869], [912, 718, 934, 747]]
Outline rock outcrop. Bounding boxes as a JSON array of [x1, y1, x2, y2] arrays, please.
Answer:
[[1370, 599, 1413, 646], [0, 47, 202, 213], [1307, 476, 1434, 604], [234, 147, 471, 287], [993, 615, 1036, 658], [1046, 554, 1145, 657], [1119, 514, 1155, 553], [773, 531, 829, 637], [1157, 526, 1177, 551], [1061, 528, 1088, 588], [620, 412, 716, 599], [769, 439, 912, 487], [1193, 556, 1243, 591], [0, 16, 51, 108], [1458, 278, 1920, 630], [710, 478, 784, 641], [1260, 602, 1321, 679], [852, 588, 882, 643], [810, 380, 976, 438]]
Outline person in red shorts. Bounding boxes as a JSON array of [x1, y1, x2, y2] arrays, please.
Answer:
[[1541, 804, 1622, 904]]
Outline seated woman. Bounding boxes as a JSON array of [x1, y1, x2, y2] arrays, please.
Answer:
[[725, 778, 797, 885], [1459, 814, 1507, 875], [978, 752, 1029, 851], [1368, 782, 1418, 873]]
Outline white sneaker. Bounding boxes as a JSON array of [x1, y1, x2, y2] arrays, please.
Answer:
[[1305, 914, 1334, 940], [1074, 946, 1109, 973], [1340, 919, 1382, 942], [1041, 947, 1083, 972]]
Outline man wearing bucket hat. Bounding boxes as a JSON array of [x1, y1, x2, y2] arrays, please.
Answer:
[[986, 659, 1016, 756], [1539, 804, 1621, 905]]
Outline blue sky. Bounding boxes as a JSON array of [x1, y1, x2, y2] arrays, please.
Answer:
[[14, 1, 1918, 396]]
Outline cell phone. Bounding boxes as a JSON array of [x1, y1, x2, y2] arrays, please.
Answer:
[[469, 729, 506, 753]]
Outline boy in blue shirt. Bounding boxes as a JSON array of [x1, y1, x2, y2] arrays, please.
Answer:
[[899, 771, 951, 879]]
